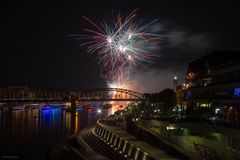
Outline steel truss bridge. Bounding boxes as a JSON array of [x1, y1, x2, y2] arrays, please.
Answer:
[[0, 86, 144, 102], [71, 88, 143, 101], [0, 85, 64, 103]]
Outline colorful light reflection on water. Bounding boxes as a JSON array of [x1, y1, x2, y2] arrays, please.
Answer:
[[0, 104, 99, 160]]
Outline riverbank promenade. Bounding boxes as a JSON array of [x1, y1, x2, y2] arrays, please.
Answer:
[[134, 119, 240, 160], [72, 120, 179, 160]]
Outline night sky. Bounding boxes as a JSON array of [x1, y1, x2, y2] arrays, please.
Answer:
[[1, 1, 240, 92]]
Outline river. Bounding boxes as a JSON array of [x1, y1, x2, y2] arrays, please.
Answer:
[[0, 104, 101, 160]]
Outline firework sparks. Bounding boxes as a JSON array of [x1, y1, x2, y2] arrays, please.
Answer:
[[74, 9, 162, 90]]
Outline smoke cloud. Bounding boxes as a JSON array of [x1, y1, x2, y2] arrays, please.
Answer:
[[131, 67, 185, 93], [130, 25, 213, 93]]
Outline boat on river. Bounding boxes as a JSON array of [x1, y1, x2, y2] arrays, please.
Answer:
[[12, 106, 25, 110]]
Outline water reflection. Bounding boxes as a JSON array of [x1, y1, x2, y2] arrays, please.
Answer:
[[65, 110, 78, 134], [0, 104, 98, 160]]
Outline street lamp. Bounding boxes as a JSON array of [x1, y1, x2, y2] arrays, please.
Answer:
[[97, 109, 102, 114]]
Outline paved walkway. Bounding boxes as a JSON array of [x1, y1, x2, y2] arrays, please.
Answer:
[[99, 122, 178, 160], [136, 120, 240, 160], [171, 121, 240, 136]]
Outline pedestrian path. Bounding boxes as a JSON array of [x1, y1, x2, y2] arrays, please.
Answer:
[[135, 119, 240, 160]]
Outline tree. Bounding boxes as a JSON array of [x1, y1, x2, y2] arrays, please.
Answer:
[[159, 89, 176, 115], [145, 88, 176, 116]]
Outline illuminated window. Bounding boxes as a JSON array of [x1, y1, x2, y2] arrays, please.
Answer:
[[234, 88, 240, 97], [200, 103, 209, 107]]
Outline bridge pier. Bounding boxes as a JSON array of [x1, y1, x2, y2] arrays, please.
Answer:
[[70, 109, 77, 134], [67, 99, 76, 111]]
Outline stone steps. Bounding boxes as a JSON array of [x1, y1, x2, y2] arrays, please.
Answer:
[[94, 123, 155, 160], [83, 130, 126, 160]]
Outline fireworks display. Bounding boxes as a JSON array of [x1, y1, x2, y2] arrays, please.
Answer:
[[75, 9, 162, 90]]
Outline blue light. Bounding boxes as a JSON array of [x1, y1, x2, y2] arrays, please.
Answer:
[[184, 91, 192, 99], [41, 109, 51, 115], [234, 88, 240, 97], [41, 108, 61, 126]]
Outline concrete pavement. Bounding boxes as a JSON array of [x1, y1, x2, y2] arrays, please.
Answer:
[[98, 121, 179, 160]]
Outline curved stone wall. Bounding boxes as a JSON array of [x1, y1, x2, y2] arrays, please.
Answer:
[[94, 122, 154, 160]]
